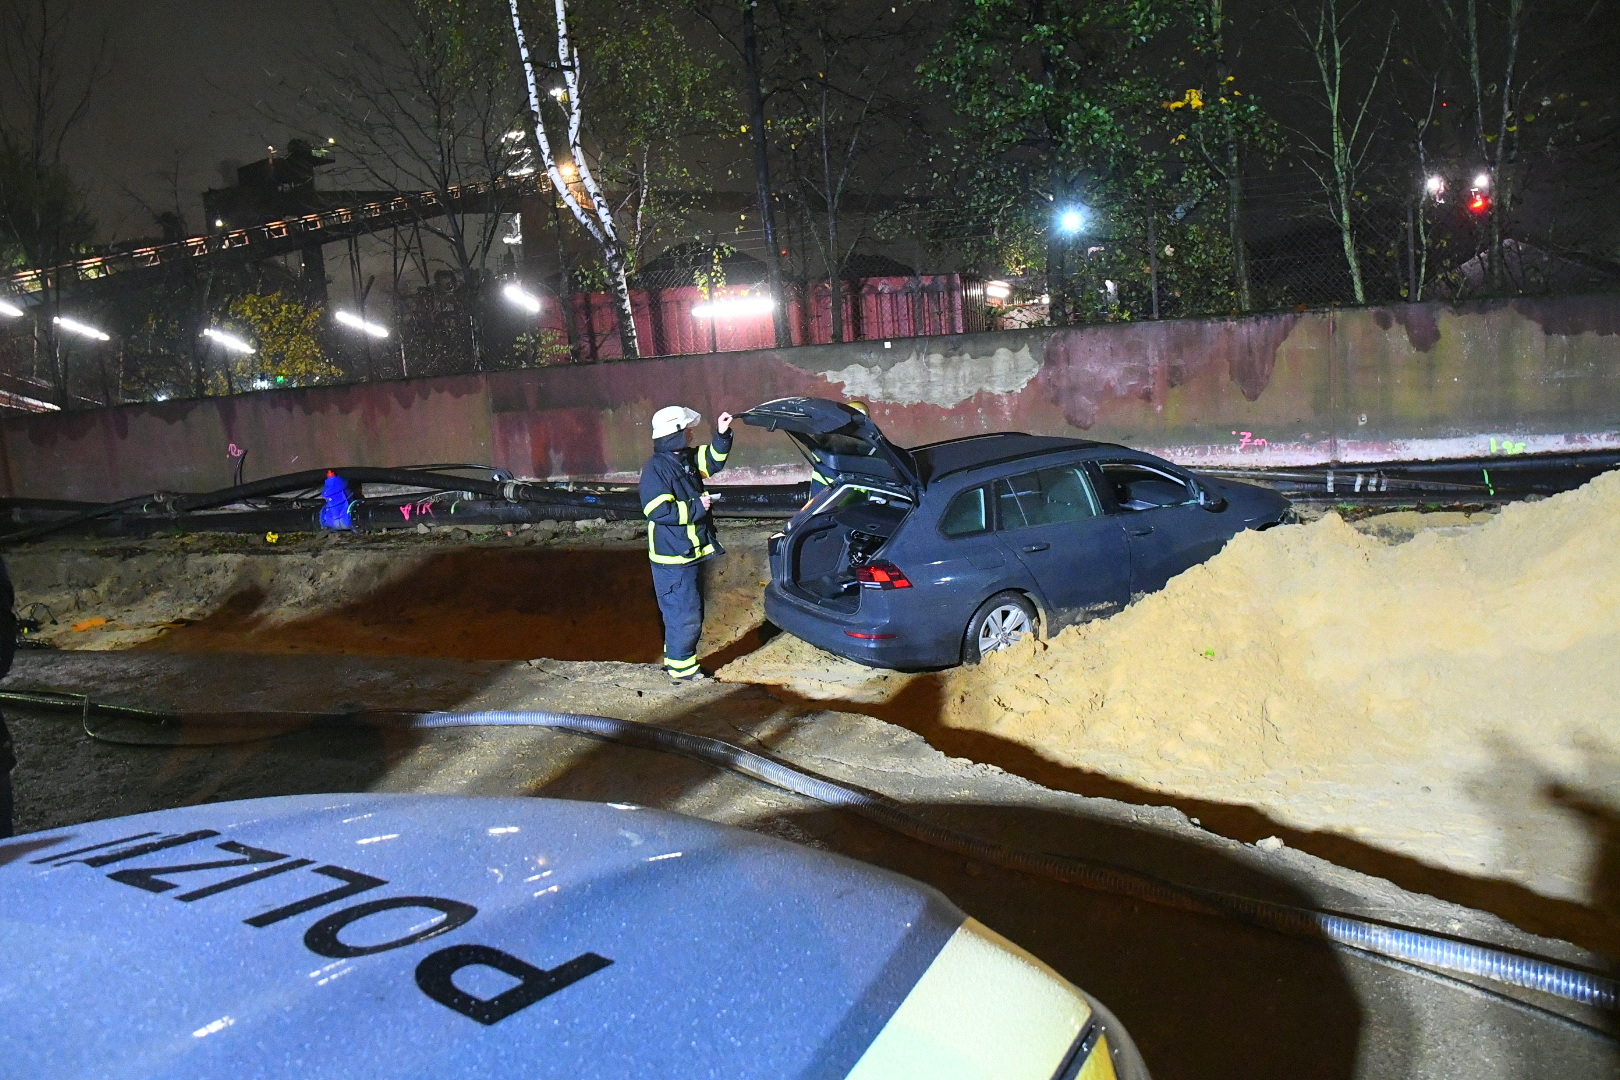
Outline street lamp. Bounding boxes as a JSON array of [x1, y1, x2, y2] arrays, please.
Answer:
[[1424, 174, 1445, 199], [202, 328, 255, 354], [1473, 171, 1491, 189], [502, 283, 542, 314], [53, 316, 110, 341], [1057, 208, 1086, 235], [334, 310, 388, 338]]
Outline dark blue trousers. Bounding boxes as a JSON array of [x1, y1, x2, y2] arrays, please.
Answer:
[[651, 561, 704, 677]]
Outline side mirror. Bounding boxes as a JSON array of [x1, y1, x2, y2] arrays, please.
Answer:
[[1195, 480, 1227, 511]]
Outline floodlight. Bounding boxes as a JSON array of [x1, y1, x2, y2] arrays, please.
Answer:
[[53, 316, 110, 341], [691, 296, 774, 318], [1473, 171, 1491, 189], [1057, 208, 1085, 234], [203, 328, 255, 354], [502, 282, 542, 314], [334, 310, 389, 338], [0, 298, 23, 318], [985, 280, 1012, 300]]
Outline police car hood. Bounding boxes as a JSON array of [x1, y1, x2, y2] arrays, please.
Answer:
[[0, 794, 975, 1080]]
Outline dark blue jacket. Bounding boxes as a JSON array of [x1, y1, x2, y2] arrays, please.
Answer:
[[639, 430, 733, 564]]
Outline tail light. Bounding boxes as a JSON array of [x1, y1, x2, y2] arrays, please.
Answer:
[[854, 561, 912, 589]]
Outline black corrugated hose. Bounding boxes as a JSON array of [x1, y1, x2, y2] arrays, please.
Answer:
[[0, 689, 1613, 1043]]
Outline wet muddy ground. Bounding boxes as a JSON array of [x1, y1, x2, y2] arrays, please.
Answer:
[[2, 521, 1615, 1078]]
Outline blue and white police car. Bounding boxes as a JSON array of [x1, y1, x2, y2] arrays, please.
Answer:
[[0, 794, 1147, 1079]]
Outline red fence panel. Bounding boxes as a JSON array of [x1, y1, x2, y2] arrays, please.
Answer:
[[549, 275, 976, 360]]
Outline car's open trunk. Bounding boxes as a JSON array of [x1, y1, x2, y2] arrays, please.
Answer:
[[786, 492, 912, 613]]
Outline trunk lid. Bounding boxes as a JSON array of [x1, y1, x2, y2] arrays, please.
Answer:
[[739, 397, 921, 493]]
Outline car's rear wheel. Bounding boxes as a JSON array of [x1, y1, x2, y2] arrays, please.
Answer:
[[964, 591, 1037, 664]]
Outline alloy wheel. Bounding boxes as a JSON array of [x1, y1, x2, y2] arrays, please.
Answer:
[[978, 603, 1033, 654]]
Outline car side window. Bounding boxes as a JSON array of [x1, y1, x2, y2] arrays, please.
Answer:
[[939, 486, 989, 537], [994, 466, 1101, 530], [1099, 462, 1195, 511]]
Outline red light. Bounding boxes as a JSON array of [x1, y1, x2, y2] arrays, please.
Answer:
[[854, 561, 913, 589], [845, 630, 897, 639], [1468, 192, 1490, 214]]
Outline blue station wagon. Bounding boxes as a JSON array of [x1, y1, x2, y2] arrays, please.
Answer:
[[740, 397, 1292, 669]]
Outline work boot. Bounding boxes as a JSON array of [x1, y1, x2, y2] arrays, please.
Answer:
[[669, 669, 712, 684]]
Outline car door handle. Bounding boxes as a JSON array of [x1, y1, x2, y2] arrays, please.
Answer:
[[1130, 525, 1154, 536], [1021, 542, 1050, 553]]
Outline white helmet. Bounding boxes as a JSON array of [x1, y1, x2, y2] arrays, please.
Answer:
[[651, 405, 701, 440]]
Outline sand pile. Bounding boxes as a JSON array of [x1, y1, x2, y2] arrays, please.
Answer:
[[940, 473, 1620, 799], [724, 474, 1620, 911]]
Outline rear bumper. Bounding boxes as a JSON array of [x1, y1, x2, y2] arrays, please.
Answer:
[[763, 584, 957, 670]]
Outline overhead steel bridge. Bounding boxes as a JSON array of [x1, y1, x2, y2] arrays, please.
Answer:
[[3, 175, 538, 306]]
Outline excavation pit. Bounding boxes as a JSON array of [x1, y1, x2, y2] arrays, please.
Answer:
[[7, 524, 775, 666]]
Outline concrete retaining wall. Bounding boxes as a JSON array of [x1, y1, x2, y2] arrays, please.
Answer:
[[5, 293, 1618, 501]]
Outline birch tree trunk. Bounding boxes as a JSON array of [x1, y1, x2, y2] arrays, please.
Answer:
[[508, 0, 641, 358]]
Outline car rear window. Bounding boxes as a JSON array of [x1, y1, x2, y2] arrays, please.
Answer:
[[1099, 462, 1194, 509], [994, 466, 1101, 529], [939, 486, 988, 536]]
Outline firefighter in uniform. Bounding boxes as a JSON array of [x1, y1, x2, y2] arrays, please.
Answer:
[[640, 406, 733, 682]]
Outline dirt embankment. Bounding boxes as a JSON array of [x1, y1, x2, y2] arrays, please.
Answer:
[[7, 521, 773, 665], [724, 476, 1620, 917]]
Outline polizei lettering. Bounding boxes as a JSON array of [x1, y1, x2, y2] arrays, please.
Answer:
[[31, 830, 611, 1024]]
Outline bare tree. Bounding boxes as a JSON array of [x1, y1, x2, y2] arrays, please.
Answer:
[[1431, 0, 1524, 288], [0, 0, 108, 404], [1392, 59, 1444, 300], [269, 0, 527, 370], [1289, 0, 1395, 303], [775, 4, 920, 343], [509, 0, 641, 358], [1424, 0, 1611, 289]]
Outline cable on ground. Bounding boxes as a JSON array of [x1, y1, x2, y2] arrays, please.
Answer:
[[2, 691, 1614, 1037]]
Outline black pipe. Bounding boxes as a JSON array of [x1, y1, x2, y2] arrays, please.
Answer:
[[3, 687, 1614, 1032], [0, 467, 809, 545]]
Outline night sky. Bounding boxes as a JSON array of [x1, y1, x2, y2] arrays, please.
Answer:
[[63, 0, 332, 240]]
